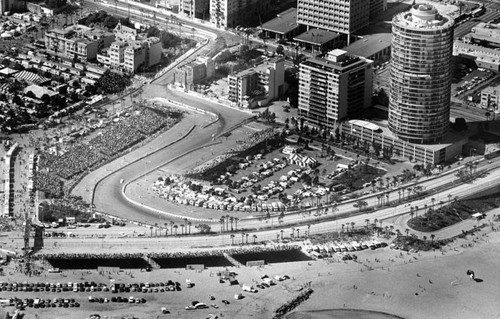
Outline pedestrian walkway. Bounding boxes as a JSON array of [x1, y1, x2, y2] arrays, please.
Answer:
[[223, 252, 243, 267]]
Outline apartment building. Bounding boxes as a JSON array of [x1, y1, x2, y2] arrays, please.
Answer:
[[174, 56, 215, 88], [179, 0, 209, 19], [45, 25, 115, 62], [97, 37, 161, 74], [298, 49, 373, 130], [209, 0, 274, 29], [480, 84, 500, 112], [227, 57, 285, 108], [389, 4, 454, 144]]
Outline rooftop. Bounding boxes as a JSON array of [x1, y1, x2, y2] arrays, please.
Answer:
[[482, 83, 500, 94], [468, 23, 500, 45], [294, 29, 340, 45], [261, 8, 299, 35], [393, 4, 454, 30], [231, 57, 284, 78], [344, 33, 392, 58]]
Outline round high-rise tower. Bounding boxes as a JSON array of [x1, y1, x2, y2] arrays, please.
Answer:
[[388, 4, 454, 144]]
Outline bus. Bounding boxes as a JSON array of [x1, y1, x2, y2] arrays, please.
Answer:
[[471, 6, 485, 17]]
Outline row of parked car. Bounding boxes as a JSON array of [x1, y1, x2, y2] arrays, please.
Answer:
[[0, 280, 181, 293], [88, 296, 146, 304], [7, 297, 81, 309]]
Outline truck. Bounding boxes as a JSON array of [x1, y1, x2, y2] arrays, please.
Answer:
[[242, 285, 256, 293]]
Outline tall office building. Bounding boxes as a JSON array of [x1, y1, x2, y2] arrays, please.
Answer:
[[298, 49, 373, 130], [297, 0, 370, 36], [388, 4, 454, 144]]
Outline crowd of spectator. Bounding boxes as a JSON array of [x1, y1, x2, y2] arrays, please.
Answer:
[[33, 171, 64, 198], [34, 106, 182, 195], [41, 252, 144, 260], [273, 288, 314, 319], [146, 244, 301, 259]]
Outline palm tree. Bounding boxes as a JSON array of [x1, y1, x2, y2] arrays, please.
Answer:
[[423, 235, 427, 241], [448, 194, 452, 205], [424, 204, 428, 214], [396, 229, 401, 237], [414, 205, 419, 218], [241, 233, 245, 244], [291, 227, 295, 239], [431, 198, 436, 210], [173, 224, 178, 235], [409, 207, 414, 220], [280, 229, 284, 240], [234, 217, 239, 231], [276, 233, 280, 242], [439, 201, 444, 210], [296, 228, 300, 238], [350, 222, 355, 233], [180, 224, 185, 235], [230, 234, 235, 245], [307, 224, 311, 238], [225, 214, 230, 232], [341, 224, 345, 233], [187, 221, 192, 235], [164, 223, 168, 236], [430, 234, 435, 244], [220, 217, 225, 233], [230, 217, 234, 231], [170, 221, 174, 235], [253, 234, 257, 244], [405, 228, 410, 237], [245, 233, 249, 244]]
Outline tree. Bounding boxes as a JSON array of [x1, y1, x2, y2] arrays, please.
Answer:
[[58, 86, 68, 95], [430, 234, 435, 244], [12, 95, 24, 106], [253, 234, 257, 244], [275, 44, 284, 56], [25, 91, 36, 99], [355, 199, 368, 212], [405, 228, 410, 237], [230, 234, 235, 245], [198, 224, 211, 233], [103, 15, 118, 29], [485, 111, 491, 121]]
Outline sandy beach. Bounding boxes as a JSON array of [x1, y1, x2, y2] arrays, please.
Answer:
[[0, 221, 498, 319]]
